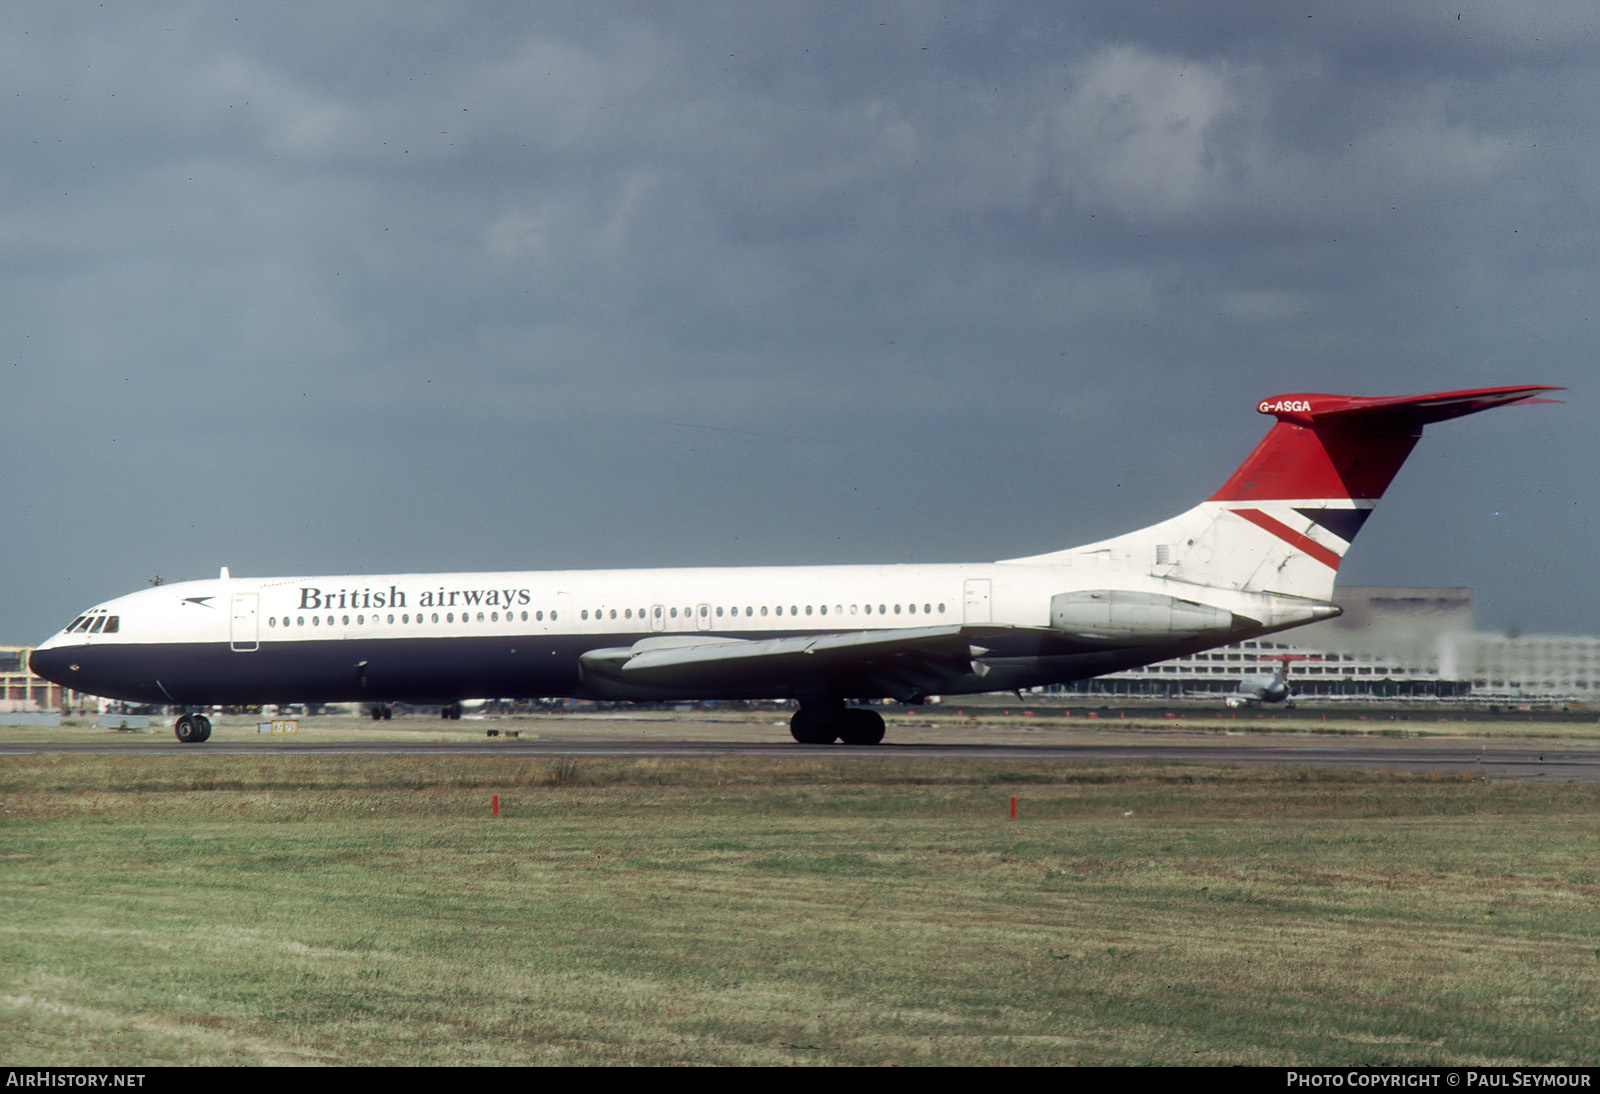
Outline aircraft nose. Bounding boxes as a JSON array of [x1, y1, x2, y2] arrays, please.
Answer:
[[29, 645, 75, 687]]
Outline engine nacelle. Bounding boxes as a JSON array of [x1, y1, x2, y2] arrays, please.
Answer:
[[1050, 590, 1235, 644]]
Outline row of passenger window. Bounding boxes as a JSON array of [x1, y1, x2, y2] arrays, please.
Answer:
[[266, 601, 950, 631], [270, 610, 558, 629], [581, 603, 948, 621]]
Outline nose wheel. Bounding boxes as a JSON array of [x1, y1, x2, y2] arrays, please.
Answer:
[[174, 714, 212, 744]]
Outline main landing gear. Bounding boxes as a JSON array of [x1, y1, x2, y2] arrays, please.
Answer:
[[174, 714, 212, 744], [789, 704, 885, 746]]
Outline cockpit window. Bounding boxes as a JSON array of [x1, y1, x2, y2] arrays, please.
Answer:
[[88, 617, 106, 633], [66, 616, 87, 632], [102, 616, 119, 633]]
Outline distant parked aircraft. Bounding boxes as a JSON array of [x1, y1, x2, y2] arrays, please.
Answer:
[[1224, 653, 1321, 709]]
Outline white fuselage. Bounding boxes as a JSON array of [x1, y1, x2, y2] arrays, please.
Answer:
[[28, 558, 1327, 707]]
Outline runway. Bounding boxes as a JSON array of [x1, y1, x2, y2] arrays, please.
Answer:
[[4, 719, 1599, 783]]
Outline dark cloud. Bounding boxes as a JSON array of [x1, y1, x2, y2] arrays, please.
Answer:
[[2, 2, 1592, 642]]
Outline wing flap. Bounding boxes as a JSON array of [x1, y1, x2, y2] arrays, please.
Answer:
[[623, 625, 966, 676], [578, 625, 1013, 700]]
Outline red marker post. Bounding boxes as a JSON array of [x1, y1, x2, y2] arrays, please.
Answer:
[[493, 794, 500, 818]]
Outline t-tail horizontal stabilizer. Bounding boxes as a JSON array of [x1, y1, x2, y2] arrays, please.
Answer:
[[1213, 385, 1563, 504]]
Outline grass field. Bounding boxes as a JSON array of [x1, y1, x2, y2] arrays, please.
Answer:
[[4, 752, 1600, 1065]]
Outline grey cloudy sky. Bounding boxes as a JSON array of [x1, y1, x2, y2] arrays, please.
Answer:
[[4, 2, 1594, 643]]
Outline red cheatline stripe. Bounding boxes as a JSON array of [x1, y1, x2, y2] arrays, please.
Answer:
[[1232, 508, 1343, 570]]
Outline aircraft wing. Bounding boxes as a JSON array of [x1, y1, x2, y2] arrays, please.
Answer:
[[578, 625, 1015, 701]]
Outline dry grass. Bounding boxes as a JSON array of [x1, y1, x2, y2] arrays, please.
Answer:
[[3, 755, 1599, 1065]]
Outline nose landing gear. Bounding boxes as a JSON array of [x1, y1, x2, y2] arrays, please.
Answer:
[[174, 714, 212, 743]]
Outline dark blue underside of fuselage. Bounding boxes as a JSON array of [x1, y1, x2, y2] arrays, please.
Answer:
[[35, 634, 600, 706], [30, 627, 1220, 706]]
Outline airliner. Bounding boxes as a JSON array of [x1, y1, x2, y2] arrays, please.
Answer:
[[1223, 653, 1316, 709], [29, 385, 1557, 745]]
